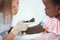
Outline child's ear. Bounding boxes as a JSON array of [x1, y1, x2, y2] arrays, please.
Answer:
[[56, 6, 60, 13], [58, 10, 60, 13], [58, 6, 60, 13]]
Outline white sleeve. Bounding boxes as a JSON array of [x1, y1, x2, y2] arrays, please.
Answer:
[[0, 35, 2, 40], [0, 23, 10, 33]]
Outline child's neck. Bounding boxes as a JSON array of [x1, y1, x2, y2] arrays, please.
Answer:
[[57, 17, 60, 21], [55, 14, 60, 21]]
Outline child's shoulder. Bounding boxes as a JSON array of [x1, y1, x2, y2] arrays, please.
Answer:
[[43, 17, 59, 24], [42, 17, 60, 34], [39, 17, 59, 27]]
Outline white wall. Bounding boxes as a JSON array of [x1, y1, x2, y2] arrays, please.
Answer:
[[12, 0, 48, 26]]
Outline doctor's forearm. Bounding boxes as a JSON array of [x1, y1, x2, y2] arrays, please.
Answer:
[[4, 32, 15, 40]]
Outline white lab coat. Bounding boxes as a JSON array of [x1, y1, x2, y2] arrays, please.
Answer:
[[0, 13, 12, 40]]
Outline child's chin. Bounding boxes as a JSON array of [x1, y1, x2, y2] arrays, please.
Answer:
[[48, 16, 54, 18]]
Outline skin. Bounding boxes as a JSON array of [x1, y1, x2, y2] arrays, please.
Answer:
[[4, 0, 60, 40], [42, 0, 60, 18], [4, 0, 19, 40], [12, 0, 19, 16], [24, 0, 60, 34]]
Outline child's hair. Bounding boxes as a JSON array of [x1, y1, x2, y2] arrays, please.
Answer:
[[0, 0, 13, 23], [51, 0, 60, 6]]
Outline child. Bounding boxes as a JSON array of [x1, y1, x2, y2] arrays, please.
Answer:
[[24, 0, 60, 40], [0, 0, 28, 40]]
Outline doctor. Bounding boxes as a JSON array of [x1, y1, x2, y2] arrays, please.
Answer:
[[0, 0, 28, 40]]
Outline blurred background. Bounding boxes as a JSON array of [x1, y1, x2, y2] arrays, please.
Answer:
[[12, 0, 48, 27]]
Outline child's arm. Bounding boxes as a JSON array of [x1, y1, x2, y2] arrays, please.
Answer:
[[22, 24, 45, 34], [8, 24, 45, 34]]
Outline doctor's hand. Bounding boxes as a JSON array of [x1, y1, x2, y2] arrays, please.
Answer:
[[11, 20, 29, 35]]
